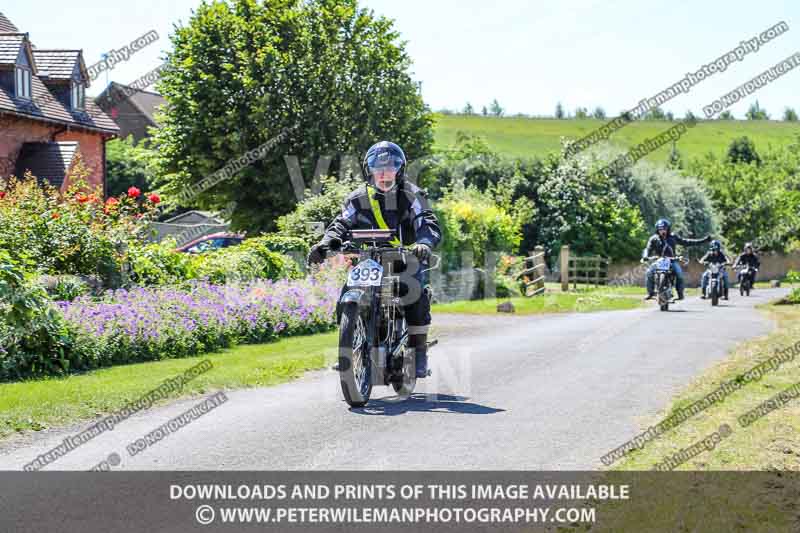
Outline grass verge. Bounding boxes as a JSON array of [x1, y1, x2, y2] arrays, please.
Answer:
[[432, 291, 642, 315], [0, 331, 337, 440], [610, 302, 800, 471]]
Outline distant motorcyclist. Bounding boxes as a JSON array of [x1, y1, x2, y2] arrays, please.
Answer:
[[733, 242, 760, 286], [699, 240, 731, 300], [642, 219, 711, 300], [307, 141, 441, 378]]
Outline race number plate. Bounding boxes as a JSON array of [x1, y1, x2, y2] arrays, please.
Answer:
[[347, 259, 383, 287], [656, 258, 672, 271]]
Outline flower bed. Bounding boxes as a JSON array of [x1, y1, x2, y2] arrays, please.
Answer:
[[57, 263, 346, 368]]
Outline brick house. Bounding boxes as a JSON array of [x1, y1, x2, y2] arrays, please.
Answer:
[[0, 11, 118, 194], [95, 81, 165, 144]]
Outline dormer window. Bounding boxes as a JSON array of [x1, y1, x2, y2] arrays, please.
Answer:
[[71, 80, 85, 110], [15, 66, 31, 100]]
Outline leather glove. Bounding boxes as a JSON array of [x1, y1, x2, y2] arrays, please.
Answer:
[[307, 243, 327, 266], [410, 243, 432, 262]]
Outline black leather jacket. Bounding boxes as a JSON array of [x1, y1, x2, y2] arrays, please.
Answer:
[[642, 232, 711, 259], [321, 181, 442, 249], [733, 252, 760, 269]]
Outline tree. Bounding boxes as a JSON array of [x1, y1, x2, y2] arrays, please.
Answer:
[[489, 99, 504, 117], [684, 110, 697, 122], [574, 107, 588, 119], [746, 100, 770, 120], [592, 106, 606, 120], [106, 135, 158, 198], [463, 102, 474, 115], [153, 0, 433, 233], [665, 111, 675, 121], [555, 102, 565, 119], [783, 107, 798, 122], [482, 105, 488, 116], [726, 136, 761, 165], [718, 110, 734, 120], [644, 107, 666, 120]]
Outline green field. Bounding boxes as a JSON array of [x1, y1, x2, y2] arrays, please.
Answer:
[[433, 114, 800, 162]]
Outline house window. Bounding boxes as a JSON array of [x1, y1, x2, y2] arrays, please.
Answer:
[[71, 81, 85, 110], [14, 66, 31, 100]]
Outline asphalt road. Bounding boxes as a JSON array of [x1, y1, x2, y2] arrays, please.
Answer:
[[0, 288, 788, 471]]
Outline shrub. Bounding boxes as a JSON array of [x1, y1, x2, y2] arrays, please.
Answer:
[[0, 166, 160, 287], [239, 236, 305, 279], [0, 250, 75, 380], [434, 183, 523, 271], [38, 275, 92, 302], [128, 238, 197, 286]]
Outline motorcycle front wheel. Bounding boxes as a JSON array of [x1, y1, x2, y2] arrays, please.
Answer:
[[711, 283, 719, 306], [657, 273, 669, 311], [338, 303, 372, 407]]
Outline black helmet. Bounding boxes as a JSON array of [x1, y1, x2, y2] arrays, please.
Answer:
[[710, 240, 722, 251], [362, 141, 407, 184], [655, 218, 671, 232]]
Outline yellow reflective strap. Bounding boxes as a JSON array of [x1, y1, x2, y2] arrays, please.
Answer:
[[368, 188, 401, 247]]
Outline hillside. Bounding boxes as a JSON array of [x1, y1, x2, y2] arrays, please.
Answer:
[[432, 114, 800, 162]]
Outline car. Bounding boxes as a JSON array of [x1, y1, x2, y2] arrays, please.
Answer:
[[176, 232, 246, 254]]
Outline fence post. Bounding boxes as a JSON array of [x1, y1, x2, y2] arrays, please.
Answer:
[[560, 245, 570, 292], [533, 246, 545, 295]]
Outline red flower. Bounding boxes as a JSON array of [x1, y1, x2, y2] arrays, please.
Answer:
[[106, 197, 119, 206], [127, 186, 141, 199], [0, 191, 5, 199], [88, 193, 99, 203], [51, 212, 60, 220], [147, 193, 161, 204], [76, 193, 89, 203]]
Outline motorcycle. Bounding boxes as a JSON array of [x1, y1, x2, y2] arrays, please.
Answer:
[[645, 255, 688, 312], [701, 261, 729, 306], [330, 229, 440, 408], [738, 265, 756, 296]]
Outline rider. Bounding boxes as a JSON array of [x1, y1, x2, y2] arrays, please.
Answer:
[[307, 141, 442, 378], [642, 218, 711, 300], [733, 242, 761, 286], [699, 240, 731, 300]]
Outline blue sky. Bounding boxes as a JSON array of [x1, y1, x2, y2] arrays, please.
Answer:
[[6, 0, 799, 118]]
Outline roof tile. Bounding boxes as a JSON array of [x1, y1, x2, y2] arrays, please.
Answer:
[[0, 12, 18, 33], [14, 141, 78, 188]]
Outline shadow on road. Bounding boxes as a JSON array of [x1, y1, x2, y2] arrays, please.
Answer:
[[350, 393, 505, 417]]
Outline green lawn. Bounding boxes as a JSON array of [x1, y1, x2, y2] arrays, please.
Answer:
[[0, 332, 338, 439], [433, 114, 800, 162]]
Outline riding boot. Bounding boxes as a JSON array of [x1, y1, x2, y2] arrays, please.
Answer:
[[409, 333, 429, 378]]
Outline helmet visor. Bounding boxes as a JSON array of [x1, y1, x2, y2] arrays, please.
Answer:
[[367, 151, 403, 174]]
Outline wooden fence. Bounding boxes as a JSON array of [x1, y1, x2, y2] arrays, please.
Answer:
[[516, 246, 546, 297], [560, 245, 609, 290]]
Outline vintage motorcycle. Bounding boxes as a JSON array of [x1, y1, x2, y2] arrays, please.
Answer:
[[738, 265, 756, 296], [645, 255, 688, 312], [330, 229, 439, 407], [701, 261, 729, 306]]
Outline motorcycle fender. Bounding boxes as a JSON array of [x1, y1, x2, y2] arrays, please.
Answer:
[[336, 288, 371, 324], [340, 288, 369, 307]]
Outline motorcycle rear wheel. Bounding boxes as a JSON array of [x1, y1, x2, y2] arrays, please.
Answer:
[[391, 345, 417, 398], [338, 303, 372, 407]]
